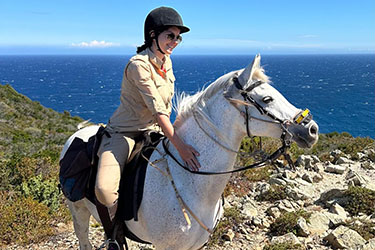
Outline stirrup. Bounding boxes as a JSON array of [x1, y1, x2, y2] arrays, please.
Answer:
[[98, 239, 120, 250], [107, 239, 121, 250]]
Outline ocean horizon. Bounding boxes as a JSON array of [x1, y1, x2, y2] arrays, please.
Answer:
[[1, 54, 374, 138]]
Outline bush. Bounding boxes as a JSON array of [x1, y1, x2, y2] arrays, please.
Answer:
[[21, 175, 61, 212], [342, 186, 375, 216], [0, 155, 38, 189], [269, 210, 311, 236], [244, 165, 273, 182], [0, 195, 54, 245], [257, 184, 288, 202], [207, 206, 244, 246], [263, 242, 305, 250]]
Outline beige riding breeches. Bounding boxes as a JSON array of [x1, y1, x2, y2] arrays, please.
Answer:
[[95, 131, 141, 207]]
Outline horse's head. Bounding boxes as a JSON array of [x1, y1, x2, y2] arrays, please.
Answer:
[[224, 55, 319, 148]]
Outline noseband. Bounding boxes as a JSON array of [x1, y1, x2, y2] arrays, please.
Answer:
[[232, 77, 312, 142]]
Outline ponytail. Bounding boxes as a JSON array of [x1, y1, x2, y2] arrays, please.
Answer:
[[136, 40, 152, 54]]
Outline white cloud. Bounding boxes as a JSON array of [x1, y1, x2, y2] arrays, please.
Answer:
[[71, 40, 119, 48]]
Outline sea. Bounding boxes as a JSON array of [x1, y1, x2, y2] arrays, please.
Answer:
[[0, 54, 374, 138]]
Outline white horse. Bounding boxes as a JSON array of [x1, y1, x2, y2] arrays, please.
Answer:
[[61, 55, 319, 250]]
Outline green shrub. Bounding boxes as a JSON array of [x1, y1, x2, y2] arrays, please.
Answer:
[[263, 242, 305, 250], [257, 184, 287, 202], [244, 165, 273, 182], [0, 195, 54, 245], [342, 186, 375, 216], [0, 155, 38, 189], [21, 175, 61, 212], [269, 210, 311, 236], [207, 206, 244, 246]]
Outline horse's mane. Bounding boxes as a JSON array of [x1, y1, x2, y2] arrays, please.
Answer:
[[173, 67, 269, 128]]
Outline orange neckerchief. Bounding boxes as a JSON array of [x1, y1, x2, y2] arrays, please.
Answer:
[[150, 59, 167, 78], [156, 65, 167, 78]]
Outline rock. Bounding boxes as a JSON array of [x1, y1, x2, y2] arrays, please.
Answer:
[[324, 163, 346, 174], [362, 238, 375, 250], [252, 217, 262, 227], [356, 152, 366, 160], [312, 173, 324, 183], [361, 161, 375, 170], [269, 177, 287, 186], [364, 149, 375, 162], [330, 203, 348, 218], [222, 229, 235, 241], [270, 232, 301, 245], [319, 188, 347, 207], [313, 162, 325, 173], [302, 173, 314, 183], [261, 218, 270, 229], [331, 149, 343, 158], [241, 201, 258, 219], [256, 183, 270, 194], [239, 226, 248, 234], [311, 155, 320, 163], [282, 170, 298, 180], [56, 222, 66, 228], [296, 155, 319, 170], [324, 212, 347, 227], [296, 217, 310, 237], [307, 212, 330, 235], [267, 206, 281, 218], [302, 172, 323, 183], [336, 156, 354, 165], [346, 169, 375, 191], [323, 225, 366, 249], [276, 200, 298, 213], [285, 185, 313, 201]]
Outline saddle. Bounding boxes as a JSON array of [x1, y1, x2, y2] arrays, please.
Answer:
[[86, 130, 164, 246]]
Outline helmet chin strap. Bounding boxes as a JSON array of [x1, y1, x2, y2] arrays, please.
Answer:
[[155, 37, 165, 54]]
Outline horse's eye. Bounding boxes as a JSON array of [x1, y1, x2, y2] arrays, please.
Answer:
[[262, 96, 274, 104]]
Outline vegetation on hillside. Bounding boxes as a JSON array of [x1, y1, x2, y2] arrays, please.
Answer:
[[0, 83, 374, 246], [0, 84, 82, 245]]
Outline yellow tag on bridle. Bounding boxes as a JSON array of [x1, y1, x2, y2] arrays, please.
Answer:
[[295, 109, 310, 124]]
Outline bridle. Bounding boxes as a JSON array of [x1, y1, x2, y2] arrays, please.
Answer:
[[162, 76, 313, 175], [152, 76, 313, 235]]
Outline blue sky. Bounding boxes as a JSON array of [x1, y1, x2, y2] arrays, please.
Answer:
[[1, 0, 374, 55]]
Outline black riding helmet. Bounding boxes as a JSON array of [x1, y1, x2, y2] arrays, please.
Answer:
[[144, 7, 190, 41], [142, 7, 190, 54]]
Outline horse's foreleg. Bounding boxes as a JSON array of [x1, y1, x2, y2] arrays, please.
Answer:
[[67, 200, 93, 250]]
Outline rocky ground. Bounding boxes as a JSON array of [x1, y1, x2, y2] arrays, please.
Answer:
[[5, 149, 375, 250]]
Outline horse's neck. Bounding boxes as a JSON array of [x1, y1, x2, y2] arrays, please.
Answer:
[[173, 95, 245, 205]]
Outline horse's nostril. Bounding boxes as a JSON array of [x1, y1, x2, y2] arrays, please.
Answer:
[[309, 124, 318, 136]]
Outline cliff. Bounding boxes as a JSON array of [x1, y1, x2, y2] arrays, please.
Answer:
[[1, 84, 374, 249]]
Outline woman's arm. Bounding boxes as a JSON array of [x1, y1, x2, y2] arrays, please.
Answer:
[[156, 113, 201, 171]]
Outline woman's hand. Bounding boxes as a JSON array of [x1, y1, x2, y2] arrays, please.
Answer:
[[175, 142, 200, 171], [156, 113, 201, 171]]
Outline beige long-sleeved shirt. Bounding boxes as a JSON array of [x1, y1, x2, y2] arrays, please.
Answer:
[[108, 48, 175, 132]]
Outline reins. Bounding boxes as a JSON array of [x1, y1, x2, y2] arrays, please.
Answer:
[[160, 76, 300, 176], [162, 132, 293, 176], [144, 75, 308, 235]]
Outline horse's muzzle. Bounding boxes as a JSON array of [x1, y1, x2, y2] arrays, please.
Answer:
[[289, 120, 319, 148]]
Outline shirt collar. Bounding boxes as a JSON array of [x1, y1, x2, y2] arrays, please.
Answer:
[[146, 48, 171, 71]]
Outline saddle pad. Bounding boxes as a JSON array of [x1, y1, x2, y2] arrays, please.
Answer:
[[117, 131, 164, 221]]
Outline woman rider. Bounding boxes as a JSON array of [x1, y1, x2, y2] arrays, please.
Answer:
[[95, 6, 201, 221]]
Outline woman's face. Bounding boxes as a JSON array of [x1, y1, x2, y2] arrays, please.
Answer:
[[156, 26, 182, 55]]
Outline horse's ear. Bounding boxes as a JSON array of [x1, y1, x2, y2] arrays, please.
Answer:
[[238, 54, 261, 88]]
